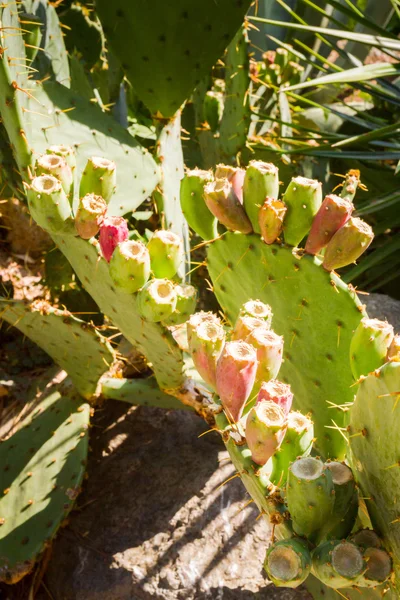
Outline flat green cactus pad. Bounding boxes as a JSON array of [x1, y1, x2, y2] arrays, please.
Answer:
[[25, 82, 160, 216], [305, 574, 393, 599], [349, 361, 400, 594], [0, 382, 90, 584], [0, 299, 113, 399], [95, 0, 252, 118], [101, 376, 193, 410], [207, 233, 365, 459]]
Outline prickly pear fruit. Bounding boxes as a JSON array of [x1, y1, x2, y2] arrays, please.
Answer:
[[215, 164, 238, 181], [20, 13, 42, 63], [239, 300, 272, 325], [231, 316, 266, 341], [258, 197, 287, 244], [243, 161, 280, 233], [283, 176, 322, 247], [246, 329, 283, 384], [204, 179, 252, 234], [216, 341, 257, 422], [388, 334, 400, 361], [203, 91, 224, 132], [264, 538, 311, 589], [47, 145, 76, 172], [109, 240, 150, 293], [99, 216, 129, 262], [349, 529, 382, 549], [350, 317, 394, 380], [230, 168, 245, 204], [36, 154, 74, 200], [137, 279, 177, 323], [79, 157, 116, 203], [147, 230, 184, 279], [27, 175, 73, 235], [187, 312, 225, 388], [163, 284, 198, 325], [257, 380, 293, 416], [312, 540, 365, 589], [356, 547, 392, 588], [340, 169, 360, 202], [323, 217, 373, 271], [75, 194, 107, 239], [245, 400, 287, 465], [180, 169, 217, 241], [305, 194, 353, 255]]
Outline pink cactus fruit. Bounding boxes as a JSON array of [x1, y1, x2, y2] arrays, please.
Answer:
[[231, 315, 266, 341], [245, 400, 287, 465], [230, 168, 246, 204], [187, 312, 225, 389], [305, 194, 353, 255], [99, 216, 129, 262], [216, 341, 258, 422], [203, 178, 252, 234], [257, 380, 293, 416], [258, 197, 287, 244], [247, 328, 284, 384]]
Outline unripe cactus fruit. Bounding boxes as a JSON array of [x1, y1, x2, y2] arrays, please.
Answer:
[[231, 316, 266, 341], [75, 193, 107, 239], [245, 400, 287, 465], [243, 161, 279, 233], [180, 169, 217, 241], [323, 217, 374, 271], [27, 175, 73, 235], [349, 529, 382, 549], [137, 279, 177, 322], [147, 230, 184, 279], [99, 216, 129, 262], [356, 547, 392, 588], [36, 154, 74, 200], [257, 380, 293, 416], [109, 240, 150, 293], [163, 284, 198, 325], [312, 540, 366, 588], [79, 156, 116, 203], [283, 176, 322, 247], [204, 179, 252, 234], [305, 194, 353, 255], [230, 168, 246, 204], [239, 299, 272, 324], [388, 334, 400, 361], [350, 317, 394, 380], [264, 538, 312, 589], [47, 144, 76, 172], [216, 341, 258, 422], [187, 313, 225, 388], [246, 329, 284, 384], [258, 197, 287, 244]]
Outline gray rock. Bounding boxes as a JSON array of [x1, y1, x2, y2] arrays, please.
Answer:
[[363, 293, 400, 331]]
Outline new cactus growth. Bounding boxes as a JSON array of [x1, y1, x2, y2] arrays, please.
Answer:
[[180, 169, 217, 241], [75, 194, 108, 239], [259, 198, 287, 244], [79, 156, 117, 202], [147, 230, 184, 279], [27, 175, 73, 235], [312, 541, 366, 588], [137, 279, 177, 323], [187, 313, 225, 387], [350, 318, 394, 380], [109, 240, 151, 293], [246, 328, 284, 385], [243, 161, 280, 233], [305, 195, 353, 256], [204, 179, 252, 234], [282, 176, 322, 247], [323, 217, 374, 271], [163, 284, 197, 325], [216, 341, 257, 422], [264, 538, 312, 588], [245, 400, 287, 465], [99, 216, 129, 262], [36, 154, 74, 199]]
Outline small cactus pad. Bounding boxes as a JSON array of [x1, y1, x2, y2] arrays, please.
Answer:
[[0, 383, 90, 583], [0, 299, 113, 399], [207, 233, 365, 459]]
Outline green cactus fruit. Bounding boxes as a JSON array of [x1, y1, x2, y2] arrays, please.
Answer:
[[264, 538, 312, 588], [356, 548, 392, 588], [258, 198, 287, 244], [47, 144, 76, 172], [340, 169, 360, 202], [75, 193, 108, 240], [19, 13, 42, 63], [282, 176, 322, 247], [246, 328, 284, 385], [216, 340, 258, 422], [349, 529, 382, 549], [323, 217, 374, 271], [305, 195, 353, 256], [36, 154, 74, 200], [245, 400, 287, 466], [180, 169, 217, 241], [203, 90, 224, 132], [388, 334, 400, 361], [350, 317, 394, 380], [312, 540, 366, 588], [243, 161, 280, 233], [187, 312, 225, 388], [269, 411, 314, 487], [109, 240, 151, 294], [239, 299, 272, 324], [204, 179, 252, 234], [231, 315, 266, 341], [79, 156, 116, 203], [163, 284, 198, 325], [316, 462, 358, 543], [137, 278, 177, 323], [27, 175, 74, 235], [286, 457, 335, 542], [147, 230, 184, 279]]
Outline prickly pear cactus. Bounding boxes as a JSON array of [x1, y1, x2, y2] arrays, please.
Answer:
[[0, 380, 90, 583]]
